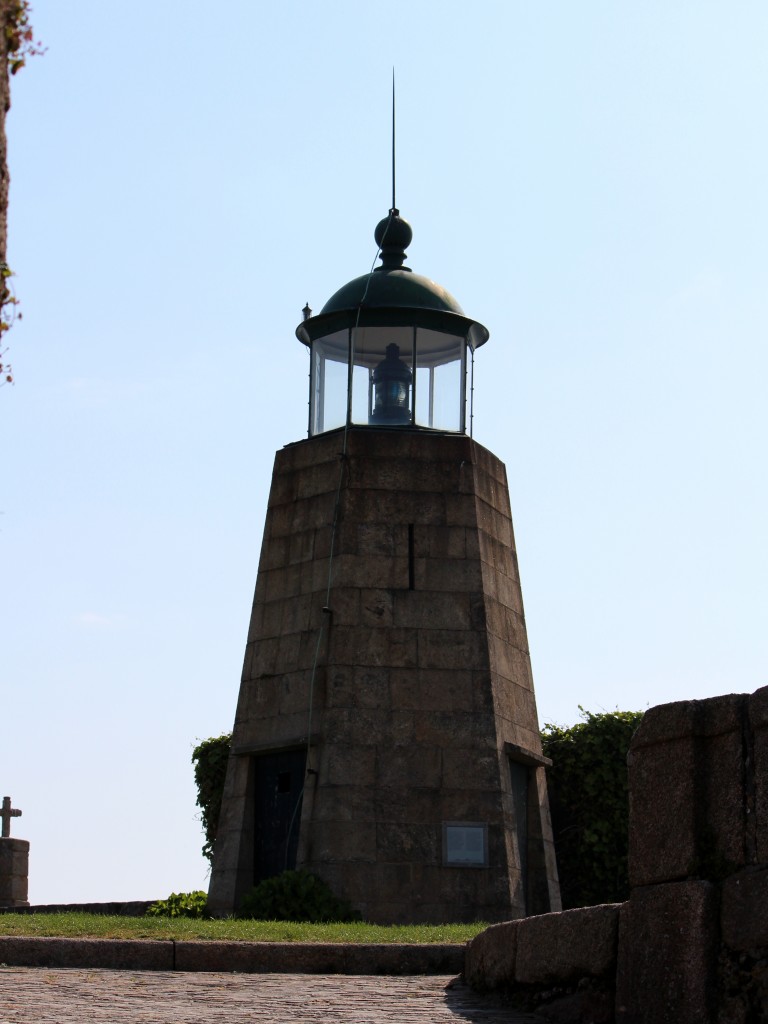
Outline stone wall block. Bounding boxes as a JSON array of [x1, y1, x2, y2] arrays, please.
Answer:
[[326, 744, 377, 787], [628, 732, 696, 887], [441, 748, 499, 790], [326, 666, 389, 710], [373, 787, 440, 824], [721, 866, 768, 951], [359, 588, 394, 627], [475, 501, 513, 547], [277, 435, 340, 474], [477, 530, 516, 577], [287, 528, 316, 565], [464, 920, 520, 990], [257, 564, 302, 604], [270, 493, 336, 537], [377, 745, 442, 789], [749, 685, 768, 863], [419, 557, 483, 592], [308, 785, 377, 824], [0, 873, 29, 902], [0, 838, 28, 872], [283, 668, 317, 719], [393, 590, 471, 630], [323, 707, 387, 746], [0, 862, 28, 904], [417, 628, 487, 671], [0, 937, 174, 970], [413, 710, 491, 748], [257, 534, 289, 572], [616, 880, 718, 1024], [356, 457, 462, 494], [266, 468, 298, 506], [330, 625, 418, 670], [331, 552, 407, 591], [423, 526, 467, 559], [389, 668, 474, 713], [628, 695, 747, 887], [473, 473, 512, 520], [309, 820, 377, 863], [486, 635, 534, 694], [439, 787, 509, 823], [293, 461, 340, 501], [344, 488, 446, 527], [515, 904, 620, 985], [375, 822, 439, 865], [355, 522, 396, 557], [483, 569, 520, 613], [443, 493, 479, 528]]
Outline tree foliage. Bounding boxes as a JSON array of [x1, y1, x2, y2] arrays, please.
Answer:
[[0, 1, 45, 387], [3, 1, 45, 75], [191, 733, 231, 864], [542, 708, 644, 909]]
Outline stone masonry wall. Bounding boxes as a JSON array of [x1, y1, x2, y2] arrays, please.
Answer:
[[0, 839, 29, 908], [209, 428, 560, 923], [465, 685, 768, 1023]]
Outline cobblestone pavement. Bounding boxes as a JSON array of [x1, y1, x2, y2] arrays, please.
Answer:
[[0, 968, 545, 1023]]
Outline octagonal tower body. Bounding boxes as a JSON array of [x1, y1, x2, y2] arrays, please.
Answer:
[[208, 210, 560, 922]]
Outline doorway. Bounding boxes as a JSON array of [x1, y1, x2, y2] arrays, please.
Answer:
[[253, 749, 306, 883]]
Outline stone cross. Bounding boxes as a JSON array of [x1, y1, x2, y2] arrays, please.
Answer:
[[1, 796, 21, 838]]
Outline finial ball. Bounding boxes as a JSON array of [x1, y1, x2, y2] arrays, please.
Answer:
[[374, 210, 413, 252]]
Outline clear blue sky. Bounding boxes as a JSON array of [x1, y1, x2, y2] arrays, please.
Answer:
[[4, 1, 768, 903]]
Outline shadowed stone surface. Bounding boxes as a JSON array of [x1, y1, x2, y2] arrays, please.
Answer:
[[174, 941, 464, 976], [628, 694, 748, 888], [615, 880, 718, 1024], [721, 866, 768, 951], [0, 936, 174, 970], [464, 921, 519, 990], [0, 839, 29, 907], [0, 936, 464, 976], [515, 904, 620, 986], [466, 687, 768, 1022], [750, 686, 768, 864]]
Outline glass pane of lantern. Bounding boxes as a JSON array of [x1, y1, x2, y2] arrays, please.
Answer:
[[350, 326, 413, 426], [310, 330, 348, 435], [350, 363, 370, 424], [413, 329, 465, 432], [432, 360, 463, 432]]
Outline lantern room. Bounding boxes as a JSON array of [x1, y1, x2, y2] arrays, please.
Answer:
[[295, 210, 489, 436]]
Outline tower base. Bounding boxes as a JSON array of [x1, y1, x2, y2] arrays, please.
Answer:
[[209, 428, 560, 923]]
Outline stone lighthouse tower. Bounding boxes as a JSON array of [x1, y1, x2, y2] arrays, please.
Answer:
[[208, 206, 560, 923]]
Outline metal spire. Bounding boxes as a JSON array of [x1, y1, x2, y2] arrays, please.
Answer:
[[391, 69, 396, 212]]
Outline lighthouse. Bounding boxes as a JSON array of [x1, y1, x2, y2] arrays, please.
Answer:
[[207, 206, 560, 923]]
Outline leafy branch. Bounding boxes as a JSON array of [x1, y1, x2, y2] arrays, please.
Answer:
[[3, 0, 45, 75], [0, 263, 17, 384]]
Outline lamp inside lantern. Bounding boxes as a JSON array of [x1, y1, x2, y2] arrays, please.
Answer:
[[370, 343, 413, 425]]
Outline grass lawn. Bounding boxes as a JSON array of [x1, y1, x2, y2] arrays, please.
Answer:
[[0, 913, 487, 944]]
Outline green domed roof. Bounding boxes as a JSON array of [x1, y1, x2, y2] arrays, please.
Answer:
[[296, 209, 489, 350], [321, 268, 465, 316]]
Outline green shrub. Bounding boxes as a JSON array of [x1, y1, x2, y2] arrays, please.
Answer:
[[192, 733, 231, 863], [146, 890, 210, 918], [542, 708, 644, 909], [237, 870, 361, 923]]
